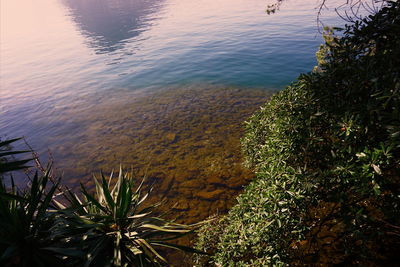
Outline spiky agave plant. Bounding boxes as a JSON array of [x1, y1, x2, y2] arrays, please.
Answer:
[[0, 169, 75, 267], [0, 138, 83, 266], [57, 168, 203, 267]]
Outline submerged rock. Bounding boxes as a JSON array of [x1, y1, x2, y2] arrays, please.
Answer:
[[165, 132, 177, 143], [195, 189, 225, 200]]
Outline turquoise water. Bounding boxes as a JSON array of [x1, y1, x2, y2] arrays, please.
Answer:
[[1, 0, 343, 162]]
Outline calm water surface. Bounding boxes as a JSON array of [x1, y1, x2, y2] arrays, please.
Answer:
[[1, 0, 342, 134], [1, 0, 344, 228]]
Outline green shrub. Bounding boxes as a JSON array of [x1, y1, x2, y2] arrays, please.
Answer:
[[196, 1, 400, 265], [194, 216, 228, 266]]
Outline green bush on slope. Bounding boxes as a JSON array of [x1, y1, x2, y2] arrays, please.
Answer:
[[195, 2, 400, 266]]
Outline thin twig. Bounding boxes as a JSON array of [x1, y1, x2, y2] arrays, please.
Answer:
[[22, 137, 69, 196]]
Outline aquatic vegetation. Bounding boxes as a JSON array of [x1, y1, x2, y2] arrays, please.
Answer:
[[195, 1, 400, 265]]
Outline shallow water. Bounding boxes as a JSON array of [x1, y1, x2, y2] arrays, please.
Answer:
[[51, 87, 271, 219]]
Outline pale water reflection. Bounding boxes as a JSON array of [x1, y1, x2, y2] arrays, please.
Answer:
[[62, 0, 165, 54]]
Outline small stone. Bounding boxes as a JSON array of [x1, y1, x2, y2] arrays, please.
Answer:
[[165, 132, 177, 143]]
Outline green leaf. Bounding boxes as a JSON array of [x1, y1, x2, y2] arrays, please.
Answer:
[[101, 173, 115, 211], [0, 138, 22, 147], [135, 238, 167, 264], [0, 150, 30, 157], [0, 159, 32, 173], [80, 184, 108, 213]]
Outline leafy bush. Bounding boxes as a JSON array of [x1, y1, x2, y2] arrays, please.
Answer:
[[195, 1, 400, 266]]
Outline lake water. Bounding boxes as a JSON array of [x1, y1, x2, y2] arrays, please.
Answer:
[[1, 0, 344, 254], [1, 0, 343, 134]]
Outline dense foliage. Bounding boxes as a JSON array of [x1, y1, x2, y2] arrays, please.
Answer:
[[195, 1, 400, 266]]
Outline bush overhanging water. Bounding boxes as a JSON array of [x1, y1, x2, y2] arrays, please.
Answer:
[[195, 2, 400, 266]]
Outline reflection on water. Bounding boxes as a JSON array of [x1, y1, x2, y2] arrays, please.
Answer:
[[62, 0, 164, 53]]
